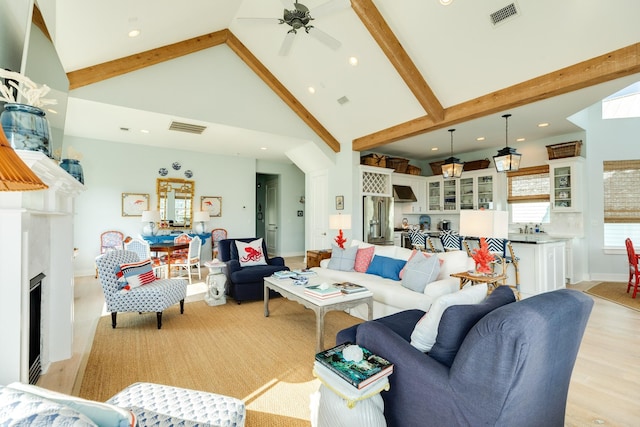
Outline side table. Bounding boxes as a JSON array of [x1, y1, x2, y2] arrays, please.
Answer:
[[204, 260, 227, 306], [307, 249, 332, 268], [312, 362, 388, 427]]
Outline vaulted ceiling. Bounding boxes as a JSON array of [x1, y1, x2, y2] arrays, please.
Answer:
[[42, 0, 640, 162]]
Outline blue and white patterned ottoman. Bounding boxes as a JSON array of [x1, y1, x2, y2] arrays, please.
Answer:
[[107, 382, 245, 427]]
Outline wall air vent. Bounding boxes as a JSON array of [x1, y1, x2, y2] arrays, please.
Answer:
[[169, 121, 207, 135], [490, 2, 520, 27]]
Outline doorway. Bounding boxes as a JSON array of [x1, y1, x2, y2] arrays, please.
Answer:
[[256, 174, 279, 256]]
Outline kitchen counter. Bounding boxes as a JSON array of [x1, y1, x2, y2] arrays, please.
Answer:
[[507, 234, 567, 244]]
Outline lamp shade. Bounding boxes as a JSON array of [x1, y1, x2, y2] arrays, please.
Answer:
[[141, 210, 161, 223], [0, 126, 48, 191], [329, 214, 352, 230], [459, 210, 508, 238], [194, 210, 210, 223]]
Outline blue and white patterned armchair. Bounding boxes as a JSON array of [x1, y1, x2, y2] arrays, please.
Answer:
[[95, 250, 188, 329]]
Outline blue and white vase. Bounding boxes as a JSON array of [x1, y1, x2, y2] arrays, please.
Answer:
[[0, 103, 51, 156], [59, 159, 84, 184]]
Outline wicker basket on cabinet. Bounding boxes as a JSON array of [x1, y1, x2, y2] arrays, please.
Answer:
[[546, 141, 582, 159]]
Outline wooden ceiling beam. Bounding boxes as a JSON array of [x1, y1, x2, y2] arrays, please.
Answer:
[[66, 29, 340, 153], [67, 29, 229, 90], [351, 0, 444, 122], [225, 32, 340, 153], [353, 42, 640, 152]]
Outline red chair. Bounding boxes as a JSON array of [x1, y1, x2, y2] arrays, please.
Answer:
[[625, 238, 640, 298], [211, 228, 228, 260]]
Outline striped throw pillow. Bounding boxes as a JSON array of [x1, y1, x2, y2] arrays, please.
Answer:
[[115, 259, 156, 292]]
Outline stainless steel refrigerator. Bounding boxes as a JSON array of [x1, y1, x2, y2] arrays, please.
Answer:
[[363, 196, 394, 245]]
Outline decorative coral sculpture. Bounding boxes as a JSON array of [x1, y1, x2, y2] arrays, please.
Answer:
[[334, 229, 347, 249], [472, 238, 495, 274]]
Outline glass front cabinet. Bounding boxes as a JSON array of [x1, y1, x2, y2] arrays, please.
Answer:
[[549, 157, 584, 212], [459, 171, 496, 210], [427, 180, 441, 211]]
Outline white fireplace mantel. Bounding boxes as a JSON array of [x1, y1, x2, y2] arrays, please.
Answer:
[[0, 150, 85, 384]]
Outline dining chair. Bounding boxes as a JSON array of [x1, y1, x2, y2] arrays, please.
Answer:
[[408, 230, 426, 251], [172, 232, 192, 258], [440, 230, 463, 251], [95, 230, 124, 278], [211, 228, 228, 260], [124, 237, 167, 278], [169, 236, 202, 285], [625, 238, 640, 298]]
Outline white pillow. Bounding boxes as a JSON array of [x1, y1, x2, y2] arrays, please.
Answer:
[[401, 253, 440, 293], [410, 283, 488, 352], [327, 244, 358, 271], [235, 238, 267, 267]]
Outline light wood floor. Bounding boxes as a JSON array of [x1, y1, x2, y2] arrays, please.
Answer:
[[38, 259, 640, 426]]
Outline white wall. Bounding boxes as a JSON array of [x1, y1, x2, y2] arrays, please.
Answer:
[[67, 135, 305, 276], [582, 102, 640, 280]]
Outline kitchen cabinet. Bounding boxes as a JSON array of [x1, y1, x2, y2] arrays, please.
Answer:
[[459, 171, 496, 210], [549, 157, 584, 212], [426, 170, 496, 212], [392, 173, 427, 213]]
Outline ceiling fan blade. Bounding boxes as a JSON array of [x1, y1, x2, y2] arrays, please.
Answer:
[[279, 31, 296, 56], [237, 17, 281, 24], [307, 26, 341, 50], [311, 0, 351, 19]]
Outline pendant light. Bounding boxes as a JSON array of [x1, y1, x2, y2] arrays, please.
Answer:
[[441, 128, 464, 179], [493, 114, 521, 172]]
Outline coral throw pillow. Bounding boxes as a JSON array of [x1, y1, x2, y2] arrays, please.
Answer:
[[115, 259, 156, 292], [354, 246, 375, 272], [235, 238, 267, 267]]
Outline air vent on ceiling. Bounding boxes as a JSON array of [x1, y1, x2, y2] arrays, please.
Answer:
[[490, 2, 520, 26], [337, 96, 350, 105], [169, 121, 206, 135]]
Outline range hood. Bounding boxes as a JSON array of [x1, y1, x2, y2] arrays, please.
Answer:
[[393, 185, 417, 203]]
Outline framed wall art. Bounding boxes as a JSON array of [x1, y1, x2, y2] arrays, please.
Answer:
[[201, 196, 222, 217], [336, 195, 344, 210], [122, 193, 149, 216]]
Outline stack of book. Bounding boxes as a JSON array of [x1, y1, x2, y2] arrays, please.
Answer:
[[272, 270, 297, 279], [315, 343, 394, 390], [333, 282, 368, 294], [304, 284, 342, 299], [292, 268, 317, 276]]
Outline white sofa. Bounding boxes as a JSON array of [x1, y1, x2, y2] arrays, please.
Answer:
[[312, 242, 475, 320]]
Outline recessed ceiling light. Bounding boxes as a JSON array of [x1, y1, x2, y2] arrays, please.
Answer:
[[128, 29, 140, 38], [431, 147, 438, 151], [476, 136, 485, 141], [538, 122, 550, 127], [348, 56, 358, 66], [308, 86, 316, 94], [260, 147, 267, 150], [439, 0, 454, 5], [140, 129, 149, 134], [516, 137, 525, 142]]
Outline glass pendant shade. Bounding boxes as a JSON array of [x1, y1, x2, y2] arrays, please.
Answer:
[[494, 113, 521, 172], [442, 128, 464, 179]]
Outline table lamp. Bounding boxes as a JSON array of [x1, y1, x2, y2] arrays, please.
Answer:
[[329, 214, 352, 249], [193, 210, 210, 234], [459, 210, 509, 239], [141, 210, 161, 236]]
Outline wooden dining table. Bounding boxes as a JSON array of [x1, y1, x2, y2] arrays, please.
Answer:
[[149, 241, 189, 278]]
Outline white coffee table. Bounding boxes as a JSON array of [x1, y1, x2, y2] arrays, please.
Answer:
[[264, 275, 373, 353]]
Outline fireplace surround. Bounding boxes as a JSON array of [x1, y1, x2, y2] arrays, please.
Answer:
[[0, 150, 84, 384]]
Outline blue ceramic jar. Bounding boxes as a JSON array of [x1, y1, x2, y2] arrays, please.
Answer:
[[59, 159, 84, 184], [0, 103, 51, 156]]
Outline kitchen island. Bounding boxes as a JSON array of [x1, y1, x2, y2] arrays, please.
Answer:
[[506, 234, 567, 299]]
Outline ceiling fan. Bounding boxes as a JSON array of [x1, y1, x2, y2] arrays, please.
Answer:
[[239, 0, 350, 56]]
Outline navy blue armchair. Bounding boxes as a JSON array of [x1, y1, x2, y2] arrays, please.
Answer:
[[337, 288, 593, 427], [218, 238, 288, 303]]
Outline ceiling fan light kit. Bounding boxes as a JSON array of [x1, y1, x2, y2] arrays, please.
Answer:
[[493, 114, 522, 172]]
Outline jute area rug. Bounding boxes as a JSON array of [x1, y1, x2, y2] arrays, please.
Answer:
[[78, 297, 363, 427], [584, 281, 640, 311]]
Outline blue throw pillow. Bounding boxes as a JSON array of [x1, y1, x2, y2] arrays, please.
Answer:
[[365, 255, 407, 281], [428, 286, 516, 367]]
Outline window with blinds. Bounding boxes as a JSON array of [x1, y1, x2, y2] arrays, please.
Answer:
[[603, 160, 640, 223], [507, 165, 550, 203]]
